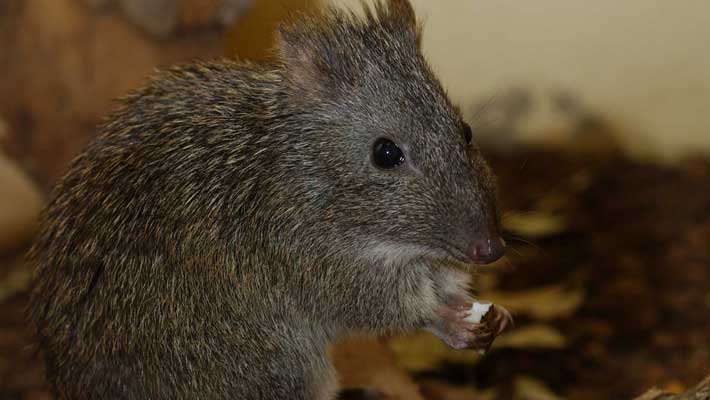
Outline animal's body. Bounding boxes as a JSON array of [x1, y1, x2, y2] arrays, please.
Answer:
[[28, 1, 511, 398]]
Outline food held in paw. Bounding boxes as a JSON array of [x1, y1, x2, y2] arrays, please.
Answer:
[[463, 302, 492, 324], [464, 302, 513, 353]]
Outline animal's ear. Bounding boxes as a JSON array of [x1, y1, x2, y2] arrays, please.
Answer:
[[387, 0, 417, 30], [275, 0, 421, 92], [375, 0, 421, 46], [276, 17, 330, 94]]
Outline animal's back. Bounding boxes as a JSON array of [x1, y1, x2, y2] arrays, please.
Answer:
[[28, 62, 307, 399]]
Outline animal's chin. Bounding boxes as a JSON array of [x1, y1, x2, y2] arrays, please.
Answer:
[[365, 241, 485, 269], [410, 246, 477, 270], [437, 248, 482, 269], [434, 256, 478, 271]]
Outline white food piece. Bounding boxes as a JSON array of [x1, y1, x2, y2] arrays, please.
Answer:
[[463, 301, 492, 324]]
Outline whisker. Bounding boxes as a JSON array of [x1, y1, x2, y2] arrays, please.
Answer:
[[501, 209, 549, 220], [469, 115, 506, 131], [502, 255, 516, 274], [505, 244, 525, 259], [503, 234, 550, 258], [504, 234, 540, 249], [469, 91, 501, 122]]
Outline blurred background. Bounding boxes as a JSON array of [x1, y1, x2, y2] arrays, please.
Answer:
[[0, 1, 708, 399]]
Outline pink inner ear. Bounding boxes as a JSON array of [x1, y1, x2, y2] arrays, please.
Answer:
[[274, 0, 421, 94], [276, 31, 324, 94]]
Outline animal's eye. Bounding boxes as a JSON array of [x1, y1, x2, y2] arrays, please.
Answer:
[[462, 122, 473, 145], [372, 138, 405, 169]]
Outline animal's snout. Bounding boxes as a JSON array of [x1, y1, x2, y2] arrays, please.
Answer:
[[465, 236, 506, 265]]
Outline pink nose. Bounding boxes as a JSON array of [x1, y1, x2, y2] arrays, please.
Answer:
[[465, 237, 506, 265]]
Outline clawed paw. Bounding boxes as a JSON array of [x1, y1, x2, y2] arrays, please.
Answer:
[[428, 303, 513, 352]]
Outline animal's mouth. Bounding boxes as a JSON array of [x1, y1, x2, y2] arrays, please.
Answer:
[[465, 236, 506, 265], [443, 257, 478, 271], [449, 237, 504, 266], [394, 237, 506, 269], [439, 237, 506, 267]]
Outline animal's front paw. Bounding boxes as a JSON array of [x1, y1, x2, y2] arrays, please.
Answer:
[[427, 303, 513, 352]]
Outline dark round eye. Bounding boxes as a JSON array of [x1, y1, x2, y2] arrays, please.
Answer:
[[372, 138, 405, 169], [462, 122, 473, 145]]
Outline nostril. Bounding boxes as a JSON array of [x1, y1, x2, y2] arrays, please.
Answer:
[[465, 236, 505, 265], [473, 241, 490, 257]]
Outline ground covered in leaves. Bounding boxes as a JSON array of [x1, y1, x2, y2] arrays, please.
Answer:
[[1, 144, 708, 399], [392, 146, 710, 399], [484, 148, 710, 399]]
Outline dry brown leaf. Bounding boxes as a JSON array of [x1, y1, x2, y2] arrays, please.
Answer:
[[330, 336, 426, 400], [633, 375, 710, 400], [503, 211, 567, 238], [388, 323, 567, 373], [484, 284, 585, 320], [493, 324, 567, 350], [387, 332, 482, 373], [514, 375, 564, 400], [633, 388, 667, 400], [0, 153, 43, 253], [419, 379, 497, 400]]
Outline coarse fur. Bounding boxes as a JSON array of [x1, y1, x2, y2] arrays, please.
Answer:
[[28, 0, 504, 399]]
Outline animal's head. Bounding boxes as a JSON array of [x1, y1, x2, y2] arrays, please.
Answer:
[[274, 0, 504, 267]]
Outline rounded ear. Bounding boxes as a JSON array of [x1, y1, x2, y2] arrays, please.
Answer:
[[387, 0, 417, 29], [274, 0, 422, 93], [276, 19, 332, 95]]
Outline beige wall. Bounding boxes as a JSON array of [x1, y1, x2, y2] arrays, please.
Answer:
[[334, 0, 710, 160]]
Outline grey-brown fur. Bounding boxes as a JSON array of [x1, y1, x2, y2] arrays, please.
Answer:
[[28, 1, 509, 399]]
